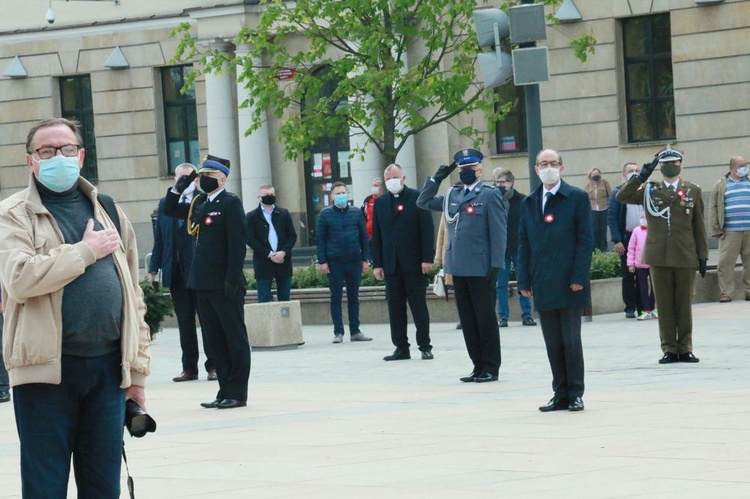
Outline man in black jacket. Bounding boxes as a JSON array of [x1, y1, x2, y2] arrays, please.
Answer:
[[372, 164, 435, 361], [165, 154, 250, 410], [246, 184, 297, 302], [607, 162, 643, 319], [493, 168, 536, 328]]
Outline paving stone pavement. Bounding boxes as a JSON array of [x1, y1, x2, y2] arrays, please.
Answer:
[[0, 300, 749, 498]]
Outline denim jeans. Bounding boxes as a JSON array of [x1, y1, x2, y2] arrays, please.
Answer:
[[496, 254, 532, 320], [256, 276, 292, 302], [328, 261, 362, 335], [13, 351, 125, 498]]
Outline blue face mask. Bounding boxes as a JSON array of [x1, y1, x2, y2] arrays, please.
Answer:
[[333, 193, 349, 208], [36, 155, 80, 192], [459, 168, 477, 185]]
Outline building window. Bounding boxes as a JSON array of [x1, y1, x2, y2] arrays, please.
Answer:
[[162, 65, 199, 174], [302, 66, 351, 246], [622, 14, 675, 143], [495, 84, 527, 153], [60, 75, 97, 181]]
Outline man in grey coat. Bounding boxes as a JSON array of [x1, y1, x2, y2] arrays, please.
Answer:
[[417, 149, 507, 382]]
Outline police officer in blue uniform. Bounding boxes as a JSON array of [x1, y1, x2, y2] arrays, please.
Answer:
[[417, 149, 507, 382], [165, 154, 251, 409]]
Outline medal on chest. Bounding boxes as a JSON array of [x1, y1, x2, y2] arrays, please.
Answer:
[[544, 213, 555, 224]]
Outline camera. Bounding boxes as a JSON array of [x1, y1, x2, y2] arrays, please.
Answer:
[[124, 400, 157, 438], [46, 7, 55, 24]]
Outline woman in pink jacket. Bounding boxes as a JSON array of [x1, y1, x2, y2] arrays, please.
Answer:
[[627, 218, 657, 320]]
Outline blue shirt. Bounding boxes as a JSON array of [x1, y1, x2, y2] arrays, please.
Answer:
[[724, 177, 750, 231]]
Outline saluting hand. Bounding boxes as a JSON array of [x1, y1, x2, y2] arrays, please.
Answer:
[[82, 219, 120, 260]]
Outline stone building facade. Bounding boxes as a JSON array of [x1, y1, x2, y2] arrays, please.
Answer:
[[0, 0, 747, 257]]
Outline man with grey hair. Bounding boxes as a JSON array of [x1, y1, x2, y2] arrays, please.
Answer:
[[149, 163, 216, 382], [709, 155, 750, 302], [372, 164, 435, 361], [492, 167, 536, 328]]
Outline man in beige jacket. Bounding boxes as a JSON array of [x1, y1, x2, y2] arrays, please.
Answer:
[[0, 118, 150, 497]]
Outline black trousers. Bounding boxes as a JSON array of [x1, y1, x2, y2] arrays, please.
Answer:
[[619, 250, 642, 314], [196, 288, 251, 402], [384, 271, 431, 351], [453, 275, 501, 375], [171, 267, 214, 374], [538, 308, 584, 399]]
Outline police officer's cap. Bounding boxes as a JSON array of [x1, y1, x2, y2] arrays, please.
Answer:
[[200, 154, 231, 176], [656, 147, 683, 163], [453, 148, 483, 167]]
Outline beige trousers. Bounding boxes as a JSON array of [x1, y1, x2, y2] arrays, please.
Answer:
[[717, 230, 750, 298]]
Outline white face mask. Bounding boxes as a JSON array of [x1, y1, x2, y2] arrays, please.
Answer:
[[737, 166, 748, 178], [371, 186, 380, 195], [385, 177, 403, 194], [538, 167, 560, 185]]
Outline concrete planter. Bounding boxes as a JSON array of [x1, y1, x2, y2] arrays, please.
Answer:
[[160, 269, 734, 328]]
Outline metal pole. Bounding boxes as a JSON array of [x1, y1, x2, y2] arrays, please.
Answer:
[[520, 0, 542, 191]]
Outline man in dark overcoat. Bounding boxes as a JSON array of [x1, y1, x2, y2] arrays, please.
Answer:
[[372, 164, 435, 361], [518, 149, 593, 412]]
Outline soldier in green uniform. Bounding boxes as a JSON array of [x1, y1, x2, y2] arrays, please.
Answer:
[[617, 147, 708, 364]]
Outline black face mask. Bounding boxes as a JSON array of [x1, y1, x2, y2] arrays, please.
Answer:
[[592, 175, 601, 182], [260, 194, 276, 205], [200, 176, 219, 193]]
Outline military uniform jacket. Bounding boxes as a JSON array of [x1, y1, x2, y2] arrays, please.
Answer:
[[616, 177, 708, 268], [517, 181, 594, 311], [416, 178, 507, 277], [371, 185, 435, 275], [164, 189, 247, 291]]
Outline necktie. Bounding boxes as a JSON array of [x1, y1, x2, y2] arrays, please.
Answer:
[[543, 191, 552, 212], [178, 196, 188, 228]]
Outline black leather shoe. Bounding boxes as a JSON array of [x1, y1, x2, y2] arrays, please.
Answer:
[[217, 399, 247, 409], [0, 391, 9, 403], [460, 372, 479, 383], [383, 349, 411, 361], [679, 352, 700, 363], [568, 397, 584, 412], [475, 372, 498, 383], [498, 318, 508, 327], [200, 399, 222, 409], [421, 350, 434, 360], [173, 371, 198, 382], [658, 352, 679, 364], [625, 310, 636, 319], [455, 323, 463, 330], [522, 316, 537, 326], [539, 397, 569, 412]]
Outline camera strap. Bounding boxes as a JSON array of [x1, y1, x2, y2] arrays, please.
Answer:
[[122, 441, 136, 499]]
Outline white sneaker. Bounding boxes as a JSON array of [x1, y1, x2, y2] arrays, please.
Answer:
[[637, 312, 650, 321], [652, 309, 658, 318]]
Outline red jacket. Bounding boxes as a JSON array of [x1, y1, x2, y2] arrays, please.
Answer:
[[361, 194, 376, 238]]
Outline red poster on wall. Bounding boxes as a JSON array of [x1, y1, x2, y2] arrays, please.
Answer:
[[322, 153, 332, 178]]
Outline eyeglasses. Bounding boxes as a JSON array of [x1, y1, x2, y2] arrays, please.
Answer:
[[33, 144, 82, 159], [537, 161, 561, 168]]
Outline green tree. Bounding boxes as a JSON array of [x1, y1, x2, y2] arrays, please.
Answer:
[[172, 0, 593, 166]]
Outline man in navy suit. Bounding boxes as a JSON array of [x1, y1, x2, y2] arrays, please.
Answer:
[[417, 149, 507, 383], [518, 149, 593, 412], [372, 164, 435, 361], [149, 163, 215, 382], [246, 184, 298, 302]]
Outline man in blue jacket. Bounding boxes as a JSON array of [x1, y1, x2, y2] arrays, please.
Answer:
[[518, 149, 593, 412], [317, 182, 373, 343]]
